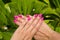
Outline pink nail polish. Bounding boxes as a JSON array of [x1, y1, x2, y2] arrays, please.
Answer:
[[18, 14, 22, 18], [14, 16, 18, 19], [26, 15, 31, 21], [39, 14, 43, 18], [41, 17, 44, 21], [34, 14, 38, 17], [26, 15, 30, 18], [14, 20, 17, 23], [28, 17, 31, 21], [26, 16, 31, 21]]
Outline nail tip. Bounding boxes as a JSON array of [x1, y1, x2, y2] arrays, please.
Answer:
[[34, 14, 38, 17], [26, 15, 30, 18], [41, 17, 44, 20], [14, 16, 18, 19], [27, 17, 31, 21], [39, 14, 43, 17], [14, 20, 17, 23], [18, 15, 22, 18], [26, 15, 31, 21]]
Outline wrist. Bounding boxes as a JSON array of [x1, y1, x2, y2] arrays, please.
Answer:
[[50, 30, 60, 40]]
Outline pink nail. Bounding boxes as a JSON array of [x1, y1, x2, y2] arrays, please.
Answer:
[[39, 14, 43, 18], [26, 15, 31, 21], [34, 14, 38, 17], [18, 14, 22, 18], [14, 16, 18, 19], [26, 15, 30, 18], [28, 17, 31, 21], [14, 20, 17, 23], [41, 17, 44, 21], [26, 16, 31, 21]]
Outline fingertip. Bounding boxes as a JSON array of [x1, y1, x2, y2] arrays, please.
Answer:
[[26, 15, 31, 21], [34, 14, 38, 18], [14, 20, 17, 23], [41, 17, 44, 21], [13, 20, 21, 25], [14, 15, 19, 19], [26, 15, 30, 17], [18, 14, 22, 18], [39, 14, 43, 17]]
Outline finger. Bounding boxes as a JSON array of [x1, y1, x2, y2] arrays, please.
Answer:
[[14, 15, 33, 26], [15, 18, 27, 34], [14, 20, 21, 25], [31, 17, 44, 37], [14, 15, 25, 24], [25, 15, 43, 39], [24, 14, 43, 39], [12, 20, 27, 40], [27, 16, 40, 32], [18, 14, 26, 20], [20, 14, 38, 39], [22, 14, 38, 31], [18, 15, 26, 23]]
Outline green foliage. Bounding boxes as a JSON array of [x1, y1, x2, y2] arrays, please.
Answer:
[[0, 0, 60, 40]]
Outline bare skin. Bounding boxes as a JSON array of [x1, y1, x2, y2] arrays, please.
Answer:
[[12, 14, 60, 40], [11, 15, 43, 40]]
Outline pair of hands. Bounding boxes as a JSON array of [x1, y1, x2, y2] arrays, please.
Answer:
[[11, 14, 58, 40]]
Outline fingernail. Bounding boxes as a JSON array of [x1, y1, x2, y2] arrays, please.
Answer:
[[18, 14, 22, 18], [14, 16, 18, 19], [26, 15, 30, 18], [39, 14, 43, 18], [27, 17, 31, 21], [41, 17, 44, 21], [14, 20, 17, 23], [34, 14, 38, 17], [26, 15, 31, 21], [26, 16, 31, 21]]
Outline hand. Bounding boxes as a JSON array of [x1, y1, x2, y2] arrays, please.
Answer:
[[13, 14, 60, 40], [34, 21, 53, 40], [11, 14, 43, 40]]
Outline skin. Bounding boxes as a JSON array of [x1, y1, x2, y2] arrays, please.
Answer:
[[12, 15, 60, 40], [11, 15, 43, 40]]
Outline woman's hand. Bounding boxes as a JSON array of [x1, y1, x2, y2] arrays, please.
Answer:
[[11, 14, 43, 40], [34, 21, 53, 40], [14, 14, 60, 40]]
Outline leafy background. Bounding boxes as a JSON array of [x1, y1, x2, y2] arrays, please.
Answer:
[[0, 0, 60, 40]]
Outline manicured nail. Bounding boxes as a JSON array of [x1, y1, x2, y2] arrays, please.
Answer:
[[39, 14, 43, 18], [18, 14, 22, 18], [27, 17, 31, 21], [34, 14, 38, 17], [41, 17, 44, 21], [26, 16, 31, 21], [14, 20, 17, 23], [26, 15, 31, 21], [14, 16, 18, 19], [26, 15, 30, 18]]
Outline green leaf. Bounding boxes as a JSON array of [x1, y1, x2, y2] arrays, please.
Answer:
[[0, 13, 8, 25], [0, 32, 3, 40], [2, 32, 13, 40], [33, 1, 47, 13]]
